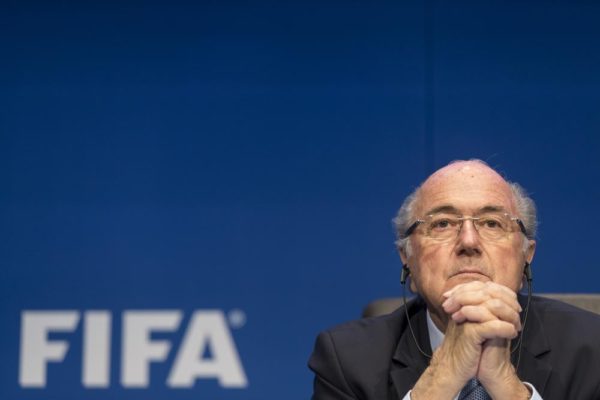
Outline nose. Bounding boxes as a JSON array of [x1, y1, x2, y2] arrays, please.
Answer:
[[456, 218, 482, 256]]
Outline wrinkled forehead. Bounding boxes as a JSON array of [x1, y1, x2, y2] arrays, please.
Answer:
[[415, 162, 517, 216]]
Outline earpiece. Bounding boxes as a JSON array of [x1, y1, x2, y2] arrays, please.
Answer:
[[400, 265, 410, 285], [524, 262, 533, 282]]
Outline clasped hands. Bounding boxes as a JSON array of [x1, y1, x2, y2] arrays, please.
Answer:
[[412, 281, 531, 400]]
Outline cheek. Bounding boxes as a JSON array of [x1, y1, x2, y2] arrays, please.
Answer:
[[410, 245, 450, 290], [417, 243, 452, 273], [490, 248, 525, 289]]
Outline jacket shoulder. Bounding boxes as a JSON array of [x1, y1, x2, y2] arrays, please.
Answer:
[[527, 296, 600, 399], [530, 295, 600, 337], [308, 299, 422, 398], [321, 308, 407, 362]]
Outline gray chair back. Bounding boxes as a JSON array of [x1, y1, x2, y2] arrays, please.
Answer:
[[362, 293, 600, 318]]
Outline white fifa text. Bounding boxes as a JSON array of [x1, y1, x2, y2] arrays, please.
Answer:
[[19, 310, 248, 389]]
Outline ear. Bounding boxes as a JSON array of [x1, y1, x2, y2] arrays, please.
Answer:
[[525, 239, 536, 264], [409, 273, 417, 293], [398, 246, 408, 265]]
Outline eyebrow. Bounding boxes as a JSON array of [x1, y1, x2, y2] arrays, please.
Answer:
[[423, 204, 510, 216], [477, 205, 509, 214], [423, 205, 461, 216]]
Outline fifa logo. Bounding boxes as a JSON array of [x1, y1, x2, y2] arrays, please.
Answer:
[[19, 309, 248, 389]]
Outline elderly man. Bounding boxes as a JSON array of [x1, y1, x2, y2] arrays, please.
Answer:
[[309, 160, 600, 400]]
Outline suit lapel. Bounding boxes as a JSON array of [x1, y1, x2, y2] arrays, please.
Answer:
[[389, 299, 432, 398], [513, 296, 552, 395]]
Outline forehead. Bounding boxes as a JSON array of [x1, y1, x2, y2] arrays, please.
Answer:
[[415, 163, 517, 216]]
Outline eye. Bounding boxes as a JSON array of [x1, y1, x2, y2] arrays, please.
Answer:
[[479, 217, 505, 230], [429, 218, 457, 231], [485, 220, 499, 228]]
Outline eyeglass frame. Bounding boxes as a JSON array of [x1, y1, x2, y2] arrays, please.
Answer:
[[402, 212, 529, 240]]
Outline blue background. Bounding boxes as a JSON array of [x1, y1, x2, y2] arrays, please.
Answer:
[[2, 1, 600, 398]]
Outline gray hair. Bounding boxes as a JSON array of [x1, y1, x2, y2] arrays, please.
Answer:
[[393, 162, 537, 256]]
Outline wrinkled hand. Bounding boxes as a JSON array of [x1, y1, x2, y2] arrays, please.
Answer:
[[441, 281, 527, 398], [411, 282, 529, 400]]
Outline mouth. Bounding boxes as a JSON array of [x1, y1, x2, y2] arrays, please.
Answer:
[[450, 268, 490, 279]]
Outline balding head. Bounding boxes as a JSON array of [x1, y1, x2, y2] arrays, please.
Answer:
[[394, 160, 537, 256], [416, 160, 517, 218]]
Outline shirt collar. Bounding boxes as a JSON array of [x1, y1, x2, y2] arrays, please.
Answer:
[[426, 309, 444, 351]]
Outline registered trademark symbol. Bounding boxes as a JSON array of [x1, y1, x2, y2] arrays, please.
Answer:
[[227, 309, 246, 329]]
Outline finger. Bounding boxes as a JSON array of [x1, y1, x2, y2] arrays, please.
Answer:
[[451, 302, 521, 330], [484, 281, 517, 298], [483, 298, 522, 330], [451, 305, 495, 324], [451, 281, 512, 299], [482, 282, 521, 312], [475, 320, 519, 341], [442, 291, 491, 313], [444, 282, 522, 314], [443, 281, 486, 298], [443, 291, 522, 326], [448, 280, 515, 299]]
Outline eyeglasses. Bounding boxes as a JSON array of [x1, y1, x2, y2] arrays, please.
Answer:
[[403, 212, 528, 242]]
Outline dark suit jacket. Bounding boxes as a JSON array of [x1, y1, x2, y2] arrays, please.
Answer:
[[309, 296, 600, 399]]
